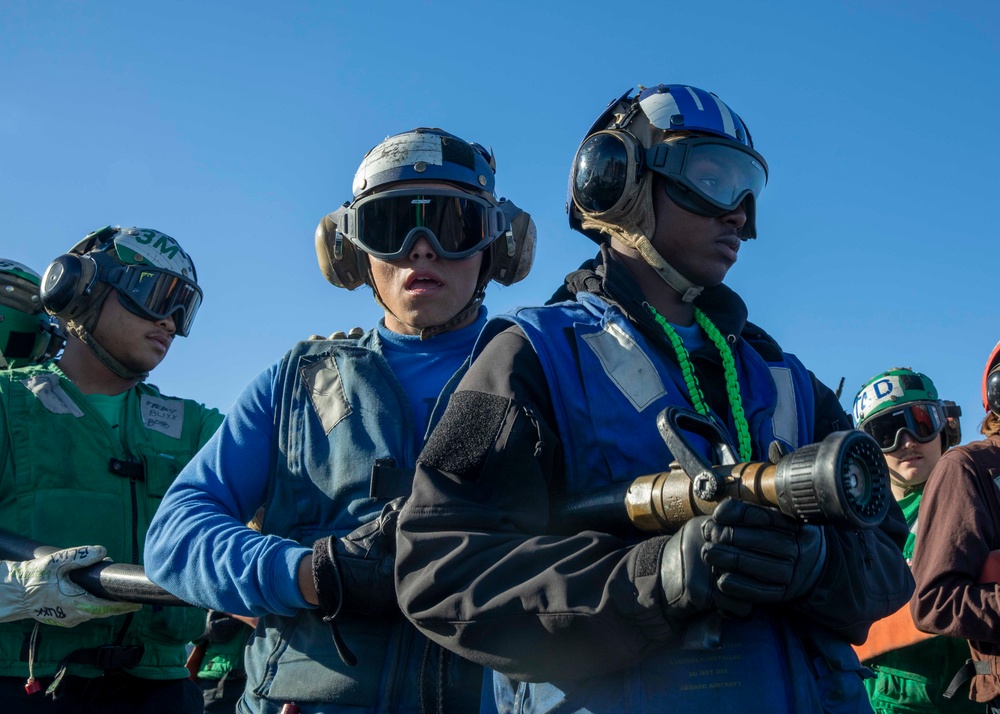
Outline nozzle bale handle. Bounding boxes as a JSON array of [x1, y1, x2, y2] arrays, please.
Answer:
[[655, 407, 738, 500]]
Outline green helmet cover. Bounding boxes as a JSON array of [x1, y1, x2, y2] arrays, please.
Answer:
[[852, 367, 940, 428], [0, 259, 55, 367]]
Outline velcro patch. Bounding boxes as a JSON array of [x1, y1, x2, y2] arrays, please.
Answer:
[[420, 391, 508, 481]]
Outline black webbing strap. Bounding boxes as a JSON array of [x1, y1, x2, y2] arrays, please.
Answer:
[[944, 658, 992, 699], [63, 644, 145, 671], [311, 536, 357, 667], [108, 458, 144, 481]]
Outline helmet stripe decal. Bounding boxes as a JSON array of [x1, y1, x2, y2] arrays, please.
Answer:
[[682, 85, 705, 111], [709, 93, 737, 139], [638, 92, 681, 130]]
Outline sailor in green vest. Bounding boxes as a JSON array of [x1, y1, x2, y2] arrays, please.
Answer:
[[0, 227, 223, 712], [852, 368, 977, 713]]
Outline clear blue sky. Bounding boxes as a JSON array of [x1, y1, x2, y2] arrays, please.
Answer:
[[3, 1, 997, 443]]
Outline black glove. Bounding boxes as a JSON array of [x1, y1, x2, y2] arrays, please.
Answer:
[[701, 499, 826, 604], [312, 498, 404, 618], [200, 610, 245, 644], [659, 516, 751, 622]]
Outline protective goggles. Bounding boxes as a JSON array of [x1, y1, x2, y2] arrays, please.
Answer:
[[646, 136, 767, 214], [334, 188, 509, 261], [109, 264, 202, 337], [859, 401, 946, 453], [572, 131, 766, 219]]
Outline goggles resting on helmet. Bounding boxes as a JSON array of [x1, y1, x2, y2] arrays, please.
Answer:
[[108, 264, 202, 336], [334, 188, 509, 261], [859, 401, 945, 453]]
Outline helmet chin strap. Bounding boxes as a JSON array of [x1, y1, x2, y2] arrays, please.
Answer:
[[632, 235, 703, 303], [66, 304, 149, 382], [581, 172, 704, 304], [365, 248, 490, 340], [369, 281, 483, 341]]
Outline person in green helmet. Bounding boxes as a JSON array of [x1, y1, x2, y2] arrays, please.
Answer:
[[0, 259, 64, 369], [852, 367, 976, 713], [0, 227, 223, 713]]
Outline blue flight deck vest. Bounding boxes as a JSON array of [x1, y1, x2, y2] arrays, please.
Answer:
[[481, 294, 872, 714], [241, 334, 482, 714]]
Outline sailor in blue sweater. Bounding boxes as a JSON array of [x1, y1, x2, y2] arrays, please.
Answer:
[[144, 128, 535, 714]]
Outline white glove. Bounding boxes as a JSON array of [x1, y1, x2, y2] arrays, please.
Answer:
[[0, 546, 141, 627]]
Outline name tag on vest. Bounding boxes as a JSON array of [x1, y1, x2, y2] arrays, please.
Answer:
[[141, 394, 185, 439]]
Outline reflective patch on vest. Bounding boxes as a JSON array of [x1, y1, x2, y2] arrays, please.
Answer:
[[21, 374, 85, 417], [141, 394, 185, 439], [769, 366, 799, 448], [302, 356, 350, 435], [582, 322, 666, 411]]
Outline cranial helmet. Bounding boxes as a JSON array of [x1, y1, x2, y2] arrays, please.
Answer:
[[983, 341, 1000, 416], [853, 367, 962, 452], [315, 127, 535, 337], [0, 259, 64, 368], [567, 84, 766, 302], [40, 226, 201, 380]]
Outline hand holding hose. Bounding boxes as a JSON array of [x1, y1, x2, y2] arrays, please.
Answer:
[[0, 546, 141, 627]]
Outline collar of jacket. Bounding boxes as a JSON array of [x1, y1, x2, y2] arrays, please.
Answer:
[[558, 245, 750, 344]]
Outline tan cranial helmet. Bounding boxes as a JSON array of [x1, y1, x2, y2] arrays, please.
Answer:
[[315, 128, 537, 338]]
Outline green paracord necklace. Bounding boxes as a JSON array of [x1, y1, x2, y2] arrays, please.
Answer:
[[647, 304, 752, 462]]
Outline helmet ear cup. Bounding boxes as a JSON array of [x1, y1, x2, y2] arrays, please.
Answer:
[[315, 212, 367, 291], [569, 130, 644, 224], [491, 200, 536, 287], [39, 253, 98, 319], [987, 365, 1000, 417]]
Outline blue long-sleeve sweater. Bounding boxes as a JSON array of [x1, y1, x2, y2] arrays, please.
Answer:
[[144, 313, 485, 618]]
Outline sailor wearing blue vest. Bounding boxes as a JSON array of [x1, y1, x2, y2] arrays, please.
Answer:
[[144, 127, 537, 714], [395, 85, 914, 713]]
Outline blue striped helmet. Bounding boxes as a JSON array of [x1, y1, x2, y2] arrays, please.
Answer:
[[634, 84, 753, 147]]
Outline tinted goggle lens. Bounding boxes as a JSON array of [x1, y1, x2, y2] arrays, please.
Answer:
[[345, 190, 506, 260], [861, 403, 945, 452], [114, 266, 202, 336], [648, 138, 767, 212]]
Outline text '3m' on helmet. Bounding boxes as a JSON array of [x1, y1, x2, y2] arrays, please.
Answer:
[[566, 84, 767, 302], [0, 259, 64, 368], [853, 367, 962, 451], [315, 127, 535, 296]]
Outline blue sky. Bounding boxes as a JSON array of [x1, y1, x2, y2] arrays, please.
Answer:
[[2, 1, 998, 442]]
